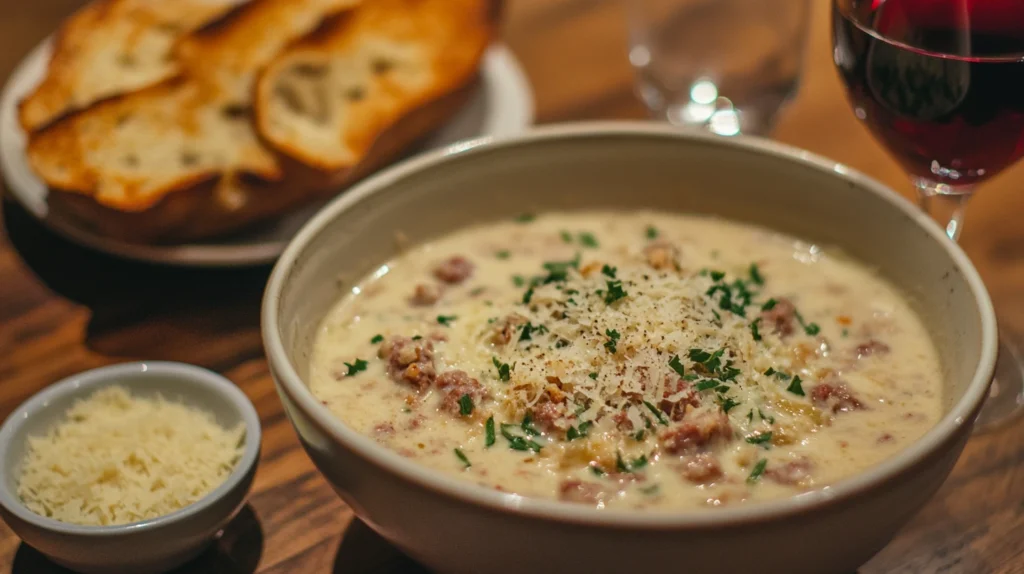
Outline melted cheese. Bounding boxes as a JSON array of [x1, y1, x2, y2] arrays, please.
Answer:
[[310, 211, 943, 510]]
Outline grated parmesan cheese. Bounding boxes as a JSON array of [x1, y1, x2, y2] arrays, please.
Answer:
[[485, 262, 787, 436], [17, 385, 245, 526]]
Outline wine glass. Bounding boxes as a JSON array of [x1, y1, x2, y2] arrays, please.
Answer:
[[831, 0, 1024, 428]]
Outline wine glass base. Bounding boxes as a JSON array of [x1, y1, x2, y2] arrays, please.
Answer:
[[972, 334, 1024, 432]]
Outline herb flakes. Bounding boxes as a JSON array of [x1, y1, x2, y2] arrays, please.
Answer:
[[500, 423, 542, 452], [786, 375, 806, 396], [603, 280, 628, 305], [747, 459, 768, 483], [344, 359, 368, 376], [458, 394, 474, 416], [492, 357, 512, 382], [604, 329, 621, 354], [485, 416, 496, 447], [454, 448, 471, 468], [668, 355, 686, 377]]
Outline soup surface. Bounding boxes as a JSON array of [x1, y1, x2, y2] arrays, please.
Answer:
[[310, 212, 942, 510]]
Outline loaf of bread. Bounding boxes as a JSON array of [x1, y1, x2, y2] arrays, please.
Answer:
[[24, 0, 360, 242], [18, 0, 248, 133], [22, 0, 494, 243]]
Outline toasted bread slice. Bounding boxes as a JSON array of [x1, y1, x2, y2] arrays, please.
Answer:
[[17, 0, 248, 133], [254, 0, 493, 184], [26, 0, 360, 242]]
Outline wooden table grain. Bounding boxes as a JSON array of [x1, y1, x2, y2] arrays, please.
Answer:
[[1, 1, 1023, 573]]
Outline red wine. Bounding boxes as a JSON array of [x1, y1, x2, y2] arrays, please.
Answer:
[[833, 0, 1024, 187]]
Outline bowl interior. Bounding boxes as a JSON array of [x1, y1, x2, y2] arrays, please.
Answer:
[[0, 362, 259, 530], [276, 127, 988, 423]]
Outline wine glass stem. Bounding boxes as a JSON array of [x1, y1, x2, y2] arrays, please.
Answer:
[[913, 177, 972, 242]]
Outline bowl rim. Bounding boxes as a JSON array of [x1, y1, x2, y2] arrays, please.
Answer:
[[262, 121, 998, 528], [0, 361, 262, 536]]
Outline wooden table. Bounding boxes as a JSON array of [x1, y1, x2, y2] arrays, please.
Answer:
[[1, 1, 1022, 573]]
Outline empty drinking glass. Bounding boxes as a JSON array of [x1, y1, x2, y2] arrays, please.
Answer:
[[627, 0, 811, 136]]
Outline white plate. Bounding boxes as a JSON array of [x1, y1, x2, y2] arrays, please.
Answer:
[[0, 41, 534, 266]]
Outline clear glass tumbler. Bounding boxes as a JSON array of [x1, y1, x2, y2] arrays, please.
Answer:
[[628, 0, 811, 136]]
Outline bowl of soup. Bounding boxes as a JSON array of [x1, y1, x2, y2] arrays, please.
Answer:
[[262, 122, 997, 574]]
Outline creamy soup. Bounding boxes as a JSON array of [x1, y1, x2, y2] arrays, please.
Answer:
[[310, 212, 942, 510]]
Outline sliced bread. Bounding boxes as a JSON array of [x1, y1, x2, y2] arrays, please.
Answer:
[[253, 0, 494, 186], [25, 0, 360, 242], [17, 0, 248, 133]]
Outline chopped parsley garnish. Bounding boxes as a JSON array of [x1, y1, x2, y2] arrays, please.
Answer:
[[522, 287, 535, 304], [645, 225, 658, 239], [718, 361, 741, 381], [492, 357, 512, 382], [747, 459, 768, 483], [515, 213, 535, 223], [485, 416, 496, 447], [601, 264, 617, 278], [719, 397, 741, 413], [764, 367, 792, 381], [540, 254, 581, 284], [496, 250, 511, 259], [454, 448, 471, 468], [560, 230, 573, 243], [841, 328, 850, 338], [437, 315, 457, 326], [566, 421, 593, 441], [604, 329, 621, 353], [590, 465, 606, 477], [634, 430, 646, 441], [750, 317, 762, 341], [689, 347, 725, 374], [603, 280, 628, 304], [642, 400, 669, 426], [746, 432, 773, 445], [616, 451, 648, 473], [344, 359, 368, 376], [709, 270, 726, 281], [695, 380, 720, 391], [518, 322, 548, 342], [512, 275, 526, 287], [370, 334, 384, 344], [555, 339, 570, 348], [668, 355, 686, 377], [786, 375, 805, 396], [749, 263, 765, 285], [794, 310, 821, 336], [588, 372, 599, 380], [758, 408, 775, 424], [411, 335, 423, 341], [521, 412, 541, 436], [458, 394, 474, 416], [578, 232, 599, 248], [761, 298, 778, 311], [500, 423, 542, 452]]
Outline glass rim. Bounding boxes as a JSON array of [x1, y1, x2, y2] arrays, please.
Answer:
[[832, 0, 1024, 63]]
